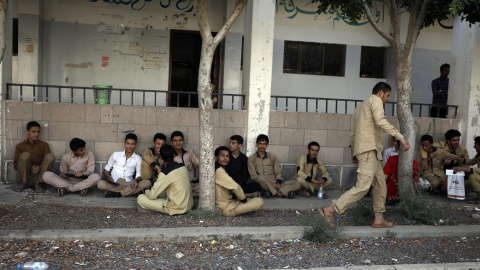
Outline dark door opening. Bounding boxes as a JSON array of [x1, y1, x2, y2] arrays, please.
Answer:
[[169, 30, 221, 108]]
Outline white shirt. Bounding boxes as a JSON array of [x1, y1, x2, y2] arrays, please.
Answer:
[[382, 146, 398, 163], [104, 151, 142, 182]]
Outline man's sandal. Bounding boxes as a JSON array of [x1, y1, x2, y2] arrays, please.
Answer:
[[14, 184, 27, 192], [58, 187, 67, 197], [34, 183, 44, 193], [80, 189, 89, 197], [371, 220, 394, 228], [283, 191, 295, 199]]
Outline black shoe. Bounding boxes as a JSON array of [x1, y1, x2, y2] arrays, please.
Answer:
[[105, 191, 121, 198], [262, 191, 272, 199]]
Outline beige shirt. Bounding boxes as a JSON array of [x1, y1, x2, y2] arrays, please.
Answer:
[[174, 148, 199, 181], [248, 152, 283, 183], [144, 164, 193, 215], [416, 147, 457, 178], [293, 154, 332, 185], [215, 166, 246, 211], [465, 154, 480, 174], [141, 148, 165, 168], [350, 95, 403, 160], [59, 151, 95, 175]]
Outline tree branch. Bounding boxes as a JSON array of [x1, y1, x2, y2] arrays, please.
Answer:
[[193, 0, 213, 44], [213, 0, 247, 47], [389, 0, 401, 58], [362, 2, 394, 45]]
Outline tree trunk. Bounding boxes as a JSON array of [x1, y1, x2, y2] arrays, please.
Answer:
[[197, 42, 216, 210], [0, 0, 7, 64], [395, 61, 416, 196]]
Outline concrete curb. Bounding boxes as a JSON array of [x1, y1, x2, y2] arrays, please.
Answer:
[[1, 225, 480, 242], [277, 262, 480, 269]]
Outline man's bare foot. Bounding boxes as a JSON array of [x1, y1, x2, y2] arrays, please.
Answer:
[[319, 207, 335, 224]]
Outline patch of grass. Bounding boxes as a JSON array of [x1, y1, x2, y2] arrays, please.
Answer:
[[351, 197, 375, 226], [398, 190, 453, 225], [184, 208, 222, 220], [301, 214, 344, 243], [385, 230, 397, 239]]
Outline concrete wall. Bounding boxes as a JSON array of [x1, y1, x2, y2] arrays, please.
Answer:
[[3, 101, 461, 187]]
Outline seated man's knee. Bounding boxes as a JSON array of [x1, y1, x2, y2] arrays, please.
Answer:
[[97, 180, 108, 189], [18, 152, 32, 162]]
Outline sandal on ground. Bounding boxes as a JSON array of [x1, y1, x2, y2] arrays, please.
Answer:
[[245, 191, 261, 198], [284, 191, 295, 199], [80, 189, 89, 197], [35, 183, 44, 193], [14, 184, 27, 192], [58, 187, 68, 197], [371, 220, 394, 228], [297, 189, 311, 197], [468, 197, 480, 205]]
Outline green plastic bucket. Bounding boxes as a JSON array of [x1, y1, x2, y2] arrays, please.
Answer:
[[93, 85, 112, 104]]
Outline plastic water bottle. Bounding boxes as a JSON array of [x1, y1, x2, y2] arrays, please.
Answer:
[[317, 186, 324, 200], [17, 262, 49, 269]]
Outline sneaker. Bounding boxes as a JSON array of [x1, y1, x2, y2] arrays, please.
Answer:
[[104, 191, 121, 198]]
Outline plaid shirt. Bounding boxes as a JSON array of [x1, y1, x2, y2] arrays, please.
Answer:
[[431, 77, 449, 105]]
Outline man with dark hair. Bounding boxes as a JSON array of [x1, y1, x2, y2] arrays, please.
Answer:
[[43, 138, 101, 197], [321, 82, 410, 228], [248, 134, 297, 199], [215, 146, 263, 217], [171, 131, 200, 196], [13, 121, 55, 193], [97, 133, 152, 197], [226, 135, 262, 197], [431, 63, 450, 118], [416, 134, 462, 192], [141, 133, 166, 182], [453, 136, 480, 204], [137, 145, 193, 215], [293, 141, 333, 198]]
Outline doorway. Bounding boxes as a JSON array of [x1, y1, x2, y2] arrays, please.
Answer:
[[169, 30, 221, 108]]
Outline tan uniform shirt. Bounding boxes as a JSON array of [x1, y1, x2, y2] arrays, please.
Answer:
[[14, 140, 51, 170], [293, 154, 332, 187], [416, 147, 457, 178], [174, 148, 199, 182], [142, 148, 165, 168], [59, 151, 96, 175], [144, 165, 193, 215], [248, 152, 283, 183], [465, 154, 480, 174], [350, 95, 403, 160], [215, 166, 246, 211]]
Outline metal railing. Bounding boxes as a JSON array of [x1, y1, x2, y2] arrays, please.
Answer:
[[270, 95, 458, 118], [6, 83, 459, 118], [6, 83, 245, 110]]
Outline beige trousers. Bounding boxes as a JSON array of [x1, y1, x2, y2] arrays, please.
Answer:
[[332, 150, 386, 216], [16, 152, 55, 186], [465, 174, 480, 194], [424, 174, 446, 191], [296, 176, 332, 193], [254, 176, 299, 196], [43, 172, 101, 192], [221, 197, 264, 217], [137, 195, 177, 215], [97, 178, 152, 197]]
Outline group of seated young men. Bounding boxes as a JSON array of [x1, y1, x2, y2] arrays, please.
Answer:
[[381, 129, 480, 205], [13, 121, 333, 216]]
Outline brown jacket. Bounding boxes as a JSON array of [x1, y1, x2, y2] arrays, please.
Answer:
[[215, 166, 246, 211], [350, 95, 403, 160], [14, 139, 52, 170], [248, 152, 283, 183], [416, 147, 457, 178]]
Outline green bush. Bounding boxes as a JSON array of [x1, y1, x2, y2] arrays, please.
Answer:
[[184, 208, 222, 220], [301, 214, 344, 243], [398, 190, 453, 225], [351, 197, 375, 226]]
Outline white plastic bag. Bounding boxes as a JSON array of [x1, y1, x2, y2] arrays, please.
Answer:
[[446, 170, 465, 200]]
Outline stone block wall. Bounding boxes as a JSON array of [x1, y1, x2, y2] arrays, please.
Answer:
[[3, 101, 461, 187]]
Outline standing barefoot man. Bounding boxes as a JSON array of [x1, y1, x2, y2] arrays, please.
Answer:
[[321, 82, 410, 228]]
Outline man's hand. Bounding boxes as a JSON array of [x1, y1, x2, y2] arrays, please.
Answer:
[[155, 165, 161, 175], [352, 156, 358, 164], [270, 181, 280, 189], [312, 179, 325, 185], [400, 138, 410, 152], [74, 171, 84, 177], [31, 165, 40, 175], [453, 166, 469, 173], [421, 159, 428, 167], [61, 172, 68, 179]]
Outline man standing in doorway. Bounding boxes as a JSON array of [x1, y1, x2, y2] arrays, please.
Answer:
[[431, 63, 450, 118], [320, 82, 410, 228]]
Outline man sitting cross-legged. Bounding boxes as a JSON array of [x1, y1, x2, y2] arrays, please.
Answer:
[[248, 134, 297, 199], [171, 131, 200, 196], [141, 133, 166, 183], [43, 138, 101, 197], [453, 136, 480, 205], [97, 133, 152, 198], [416, 134, 463, 192], [226, 135, 262, 198], [215, 146, 264, 217], [293, 141, 333, 198], [137, 145, 193, 215]]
